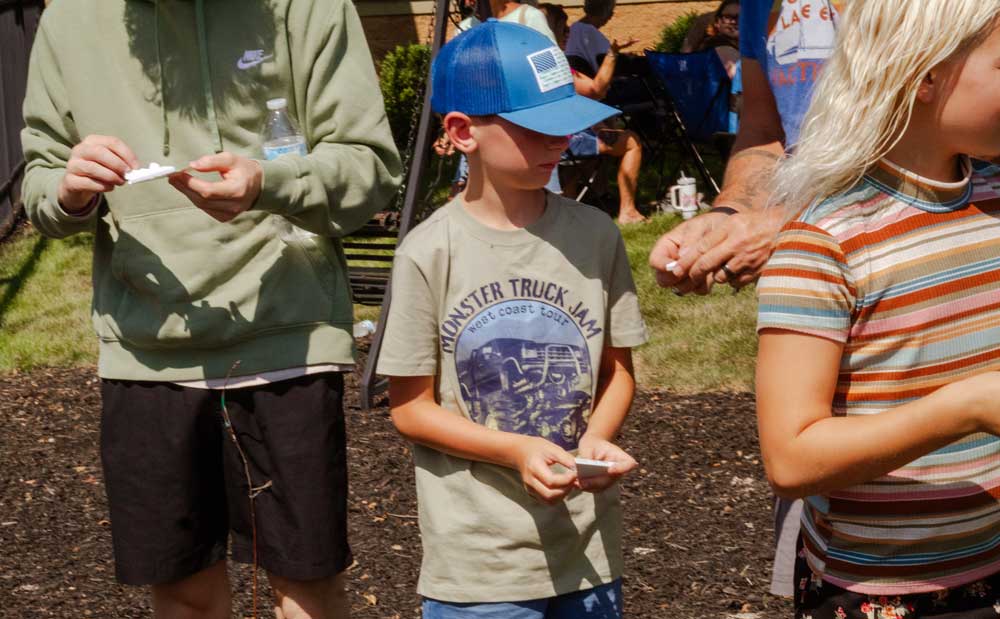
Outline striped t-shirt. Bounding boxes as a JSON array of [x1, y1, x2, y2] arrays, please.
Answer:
[[757, 158, 1000, 594]]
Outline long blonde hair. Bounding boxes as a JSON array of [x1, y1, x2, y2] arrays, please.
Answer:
[[771, 0, 1000, 215]]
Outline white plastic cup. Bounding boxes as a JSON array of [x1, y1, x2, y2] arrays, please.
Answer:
[[669, 174, 699, 219], [352, 320, 376, 337]]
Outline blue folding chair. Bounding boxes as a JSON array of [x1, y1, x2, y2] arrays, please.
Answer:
[[646, 48, 733, 141], [644, 49, 737, 195]]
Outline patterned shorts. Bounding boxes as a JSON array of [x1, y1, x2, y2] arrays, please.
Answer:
[[794, 543, 1000, 618]]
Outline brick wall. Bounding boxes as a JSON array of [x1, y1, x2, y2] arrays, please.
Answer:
[[361, 0, 718, 63]]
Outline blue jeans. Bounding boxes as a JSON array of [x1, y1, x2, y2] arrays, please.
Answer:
[[567, 128, 600, 157], [422, 580, 623, 619]]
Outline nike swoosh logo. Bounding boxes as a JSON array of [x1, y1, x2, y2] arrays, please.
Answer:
[[237, 54, 274, 70]]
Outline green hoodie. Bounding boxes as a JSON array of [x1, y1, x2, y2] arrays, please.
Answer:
[[22, 0, 403, 381]]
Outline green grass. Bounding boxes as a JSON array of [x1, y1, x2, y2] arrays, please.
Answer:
[[621, 213, 758, 393], [0, 228, 96, 370], [354, 304, 383, 323], [0, 214, 758, 392]]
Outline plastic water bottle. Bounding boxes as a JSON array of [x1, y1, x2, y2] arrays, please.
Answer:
[[262, 98, 313, 241], [352, 320, 376, 338]]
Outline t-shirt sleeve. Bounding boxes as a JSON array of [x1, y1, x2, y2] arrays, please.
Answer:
[[739, 0, 761, 60], [521, 6, 557, 43], [756, 222, 856, 343], [376, 251, 440, 376], [606, 232, 649, 348]]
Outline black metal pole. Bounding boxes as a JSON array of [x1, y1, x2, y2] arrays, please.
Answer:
[[360, 0, 452, 410]]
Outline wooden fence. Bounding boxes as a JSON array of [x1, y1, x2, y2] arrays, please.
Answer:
[[0, 0, 43, 241]]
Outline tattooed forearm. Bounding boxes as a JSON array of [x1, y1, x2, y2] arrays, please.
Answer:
[[715, 144, 784, 212]]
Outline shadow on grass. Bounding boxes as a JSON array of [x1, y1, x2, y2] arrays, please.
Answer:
[[0, 234, 48, 324]]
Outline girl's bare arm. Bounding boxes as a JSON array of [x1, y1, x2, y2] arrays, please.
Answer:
[[757, 329, 1000, 498]]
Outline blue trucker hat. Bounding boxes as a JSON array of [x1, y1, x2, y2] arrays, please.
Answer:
[[430, 20, 620, 136]]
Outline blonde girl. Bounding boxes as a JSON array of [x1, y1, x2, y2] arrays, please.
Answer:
[[756, 1, 1000, 617]]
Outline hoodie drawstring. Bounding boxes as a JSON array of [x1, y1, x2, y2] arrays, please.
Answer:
[[195, 0, 224, 153], [152, 0, 224, 156], [154, 0, 170, 157]]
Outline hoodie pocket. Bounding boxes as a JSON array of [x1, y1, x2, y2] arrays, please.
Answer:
[[97, 208, 346, 350]]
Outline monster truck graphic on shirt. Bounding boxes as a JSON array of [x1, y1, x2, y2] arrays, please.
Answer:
[[454, 299, 594, 450]]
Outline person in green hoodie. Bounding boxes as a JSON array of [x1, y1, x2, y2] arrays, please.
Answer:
[[20, 0, 402, 617]]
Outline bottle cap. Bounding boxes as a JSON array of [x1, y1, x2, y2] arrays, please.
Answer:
[[267, 98, 288, 111]]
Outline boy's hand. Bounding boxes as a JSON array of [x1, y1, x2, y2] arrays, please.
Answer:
[[576, 434, 637, 492], [513, 436, 578, 504]]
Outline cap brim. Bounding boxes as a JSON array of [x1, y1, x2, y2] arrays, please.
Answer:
[[498, 94, 621, 136]]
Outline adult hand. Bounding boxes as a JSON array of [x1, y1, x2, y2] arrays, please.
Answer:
[[168, 152, 263, 223], [576, 434, 637, 493], [649, 208, 782, 295], [433, 131, 455, 157], [610, 37, 639, 54], [648, 210, 729, 293], [693, 208, 783, 291], [58, 135, 140, 213], [512, 436, 578, 504]]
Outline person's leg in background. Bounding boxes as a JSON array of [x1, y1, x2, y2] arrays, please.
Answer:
[[269, 572, 349, 619], [152, 562, 231, 619], [564, 128, 604, 206], [450, 153, 469, 199], [598, 129, 645, 224]]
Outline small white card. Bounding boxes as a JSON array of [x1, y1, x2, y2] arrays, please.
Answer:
[[125, 163, 180, 185], [575, 457, 613, 478]]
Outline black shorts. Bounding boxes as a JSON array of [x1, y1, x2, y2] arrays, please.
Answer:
[[100, 372, 351, 585]]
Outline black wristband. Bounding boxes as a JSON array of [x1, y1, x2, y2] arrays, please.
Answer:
[[708, 206, 739, 216]]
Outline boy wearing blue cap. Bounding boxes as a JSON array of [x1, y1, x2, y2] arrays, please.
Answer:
[[376, 21, 648, 618]]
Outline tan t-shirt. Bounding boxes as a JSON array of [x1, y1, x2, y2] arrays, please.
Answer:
[[377, 194, 648, 602]]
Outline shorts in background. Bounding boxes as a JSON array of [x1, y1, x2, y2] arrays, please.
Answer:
[[567, 128, 600, 158]]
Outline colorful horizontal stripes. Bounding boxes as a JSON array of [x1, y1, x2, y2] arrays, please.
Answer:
[[758, 159, 1000, 594]]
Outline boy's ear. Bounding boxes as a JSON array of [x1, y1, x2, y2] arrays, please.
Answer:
[[443, 112, 477, 155]]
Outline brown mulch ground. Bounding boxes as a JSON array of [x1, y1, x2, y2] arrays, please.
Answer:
[[0, 359, 792, 618]]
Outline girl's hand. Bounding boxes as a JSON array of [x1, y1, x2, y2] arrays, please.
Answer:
[[512, 436, 578, 504], [576, 434, 637, 492]]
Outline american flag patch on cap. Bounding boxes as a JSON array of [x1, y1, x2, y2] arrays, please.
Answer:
[[526, 47, 573, 93]]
